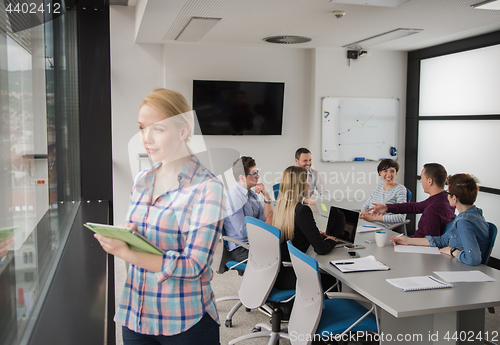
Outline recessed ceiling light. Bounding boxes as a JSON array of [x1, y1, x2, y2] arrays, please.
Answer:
[[176, 17, 221, 42], [344, 28, 423, 49], [471, 0, 500, 10], [263, 36, 312, 44], [329, 0, 412, 8]]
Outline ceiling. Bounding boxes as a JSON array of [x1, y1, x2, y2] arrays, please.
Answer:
[[123, 0, 500, 51]]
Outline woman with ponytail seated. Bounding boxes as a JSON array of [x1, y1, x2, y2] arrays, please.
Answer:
[[392, 173, 490, 266], [273, 166, 337, 290]]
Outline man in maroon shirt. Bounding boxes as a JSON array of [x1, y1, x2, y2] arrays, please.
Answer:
[[368, 163, 455, 238]]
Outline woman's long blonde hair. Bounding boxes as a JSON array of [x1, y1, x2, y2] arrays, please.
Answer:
[[273, 166, 308, 242]]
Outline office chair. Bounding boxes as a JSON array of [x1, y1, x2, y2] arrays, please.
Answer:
[[385, 219, 410, 236], [285, 241, 379, 345], [229, 217, 295, 345], [385, 188, 413, 235], [483, 222, 498, 344], [272, 183, 280, 200], [483, 222, 497, 265], [214, 229, 249, 327], [406, 188, 412, 202]]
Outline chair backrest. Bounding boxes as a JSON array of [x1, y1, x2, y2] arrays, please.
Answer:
[[483, 222, 498, 265], [273, 183, 280, 200], [406, 188, 412, 202], [215, 226, 246, 274], [238, 216, 282, 309], [287, 241, 324, 345], [215, 240, 234, 274]]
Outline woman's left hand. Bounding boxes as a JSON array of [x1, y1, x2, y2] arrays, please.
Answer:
[[439, 246, 453, 256], [360, 212, 375, 222]]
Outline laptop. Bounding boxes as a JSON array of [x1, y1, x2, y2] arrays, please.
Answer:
[[325, 206, 364, 248]]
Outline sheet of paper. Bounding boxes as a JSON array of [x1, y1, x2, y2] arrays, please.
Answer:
[[434, 270, 497, 283], [394, 245, 441, 255], [357, 225, 384, 233], [386, 276, 452, 291], [330, 255, 389, 273]]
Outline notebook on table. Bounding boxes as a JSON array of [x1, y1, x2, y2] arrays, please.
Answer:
[[330, 255, 389, 273], [386, 276, 453, 292]]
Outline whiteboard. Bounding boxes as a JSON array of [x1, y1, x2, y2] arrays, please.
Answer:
[[321, 97, 399, 162]]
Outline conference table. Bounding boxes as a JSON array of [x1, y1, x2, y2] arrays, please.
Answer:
[[308, 205, 500, 344]]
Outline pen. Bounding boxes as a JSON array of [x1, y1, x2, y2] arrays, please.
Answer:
[[336, 262, 354, 265], [397, 233, 404, 237], [362, 225, 377, 228]]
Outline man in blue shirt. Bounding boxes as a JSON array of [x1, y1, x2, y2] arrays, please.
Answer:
[[224, 156, 273, 261]]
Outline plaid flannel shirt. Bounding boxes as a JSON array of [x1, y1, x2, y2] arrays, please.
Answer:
[[115, 156, 225, 335]]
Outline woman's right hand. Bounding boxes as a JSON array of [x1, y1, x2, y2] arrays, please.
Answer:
[[94, 234, 129, 258], [391, 235, 408, 246], [94, 222, 137, 258]]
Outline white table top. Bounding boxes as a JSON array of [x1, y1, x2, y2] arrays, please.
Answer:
[[307, 206, 500, 318]]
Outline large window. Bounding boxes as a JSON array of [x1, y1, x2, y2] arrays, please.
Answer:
[[406, 32, 500, 261], [0, 2, 81, 344]]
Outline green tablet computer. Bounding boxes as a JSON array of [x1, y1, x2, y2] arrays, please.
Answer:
[[84, 222, 164, 255]]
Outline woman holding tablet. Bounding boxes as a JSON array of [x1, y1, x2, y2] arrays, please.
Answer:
[[273, 166, 337, 290], [360, 159, 407, 227], [94, 89, 224, 344], [392, 173, 490, 266]]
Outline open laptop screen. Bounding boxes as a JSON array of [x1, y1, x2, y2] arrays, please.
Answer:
[[326, 206, 359, 244]]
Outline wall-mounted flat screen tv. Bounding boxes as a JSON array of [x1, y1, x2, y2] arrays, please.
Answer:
[[192, 80, 284, 135]]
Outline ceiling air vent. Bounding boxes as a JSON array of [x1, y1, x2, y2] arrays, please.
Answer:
[[263, 36, 311, 44]]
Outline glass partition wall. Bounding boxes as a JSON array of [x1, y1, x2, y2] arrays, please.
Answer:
[[0, 2, 81, 344]]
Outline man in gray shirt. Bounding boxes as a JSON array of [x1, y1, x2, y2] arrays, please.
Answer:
[[295, 148, 326, 205]]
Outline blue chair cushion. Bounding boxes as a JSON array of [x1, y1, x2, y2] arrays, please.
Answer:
[[267, 287, 295, 303], [273, 183, 280, 200], [226, 260, 246, 271], [316, 298, 378, 335]]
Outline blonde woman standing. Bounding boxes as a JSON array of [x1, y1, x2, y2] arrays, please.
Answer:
[[94, 89, 224, 344]]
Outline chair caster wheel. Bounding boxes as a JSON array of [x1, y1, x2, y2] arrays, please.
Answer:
[[225, 320, 232, 328], [245, 308, 251, 312], [252, 327, 261, 333]]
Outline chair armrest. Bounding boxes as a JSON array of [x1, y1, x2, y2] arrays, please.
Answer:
[[325, 292, 372, 304], [384, 219, 410, 230], [221, 236, 250, 250]]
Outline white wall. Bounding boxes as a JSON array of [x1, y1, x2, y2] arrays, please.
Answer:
[[162, 45, 407, 210], [311, 48, 408, 209], [162, 42, 313, 193], [110, 5, 408, 223], [110, 6, 164, 224]]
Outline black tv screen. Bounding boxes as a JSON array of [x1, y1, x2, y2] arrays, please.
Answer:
[[192, 80, 284, 135]]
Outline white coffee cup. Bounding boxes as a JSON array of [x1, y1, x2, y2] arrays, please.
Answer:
[[375, 231, 388, 247]]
